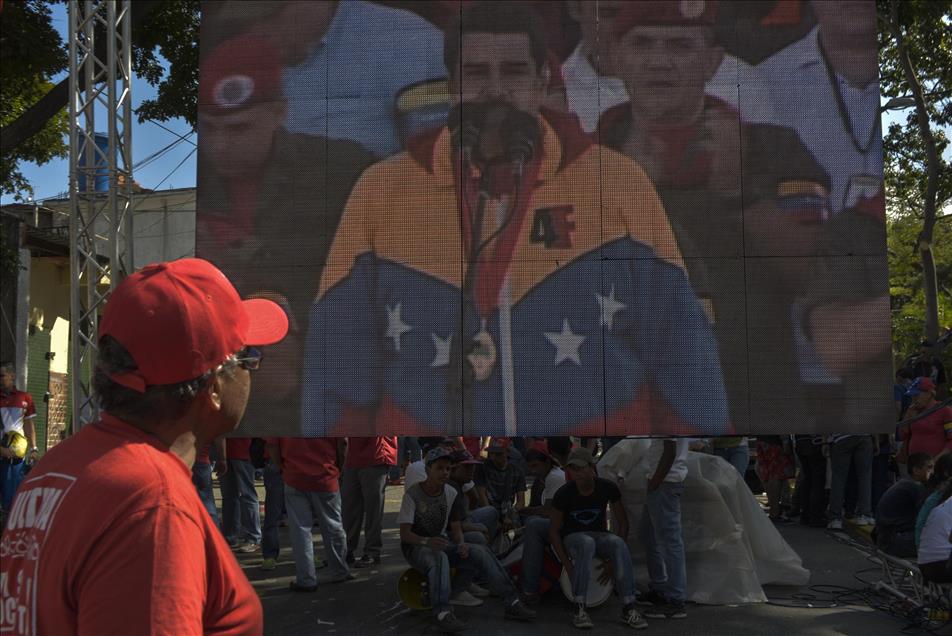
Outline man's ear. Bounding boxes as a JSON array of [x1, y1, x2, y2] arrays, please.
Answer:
[[206, 373, 225, 413]]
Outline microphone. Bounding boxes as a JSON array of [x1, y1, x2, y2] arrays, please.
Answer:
[[501, 108, 541, 176], [449, 103, 484, 165]]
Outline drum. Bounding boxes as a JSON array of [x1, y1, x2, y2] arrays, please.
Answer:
[[397, 568, 431, 610], [559, 561, 614, 607]]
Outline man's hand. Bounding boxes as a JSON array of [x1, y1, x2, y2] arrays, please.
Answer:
[[647, 477, 662, 492], [597, 559, 614, 586], [458, 543, 470, 559], [428, 536, 450, 551], [26, 448, 38, 463], [215, 460, 229, 478], [0, 447, 14, 460]]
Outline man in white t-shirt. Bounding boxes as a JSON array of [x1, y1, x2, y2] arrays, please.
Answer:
[[398, 448, 535, 632], [918, 495, 952, 584], [637, 438, 689, 620]]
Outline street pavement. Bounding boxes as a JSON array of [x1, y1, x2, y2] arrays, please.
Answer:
[[226, 481, 929, 636]]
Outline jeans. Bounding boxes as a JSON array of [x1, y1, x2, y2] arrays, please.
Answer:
[[467, 505, 499, 540], [342, 464, 389, 558], [220, 458, 261, 544], [262, 463, 285, 559], [520, 516, 551, 594], [1, 458, 27, 514], [191, 461, 220, 527], [564, 531, 636, 605], [640, 481, 686, 603], [795, 440, 827, 524], [829, 436, 872, 519], [404, 542, 518, 616], [284, 484, 349, 585], [714, 446, 750, 477]]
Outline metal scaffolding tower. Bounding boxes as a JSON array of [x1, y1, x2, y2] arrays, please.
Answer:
[[68, 0, 133, 430]]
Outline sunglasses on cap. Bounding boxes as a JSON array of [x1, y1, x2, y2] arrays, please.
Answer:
[[232, 346, 263, 371]]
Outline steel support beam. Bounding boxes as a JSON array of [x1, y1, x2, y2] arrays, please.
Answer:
[[68, 0, 133, 431]]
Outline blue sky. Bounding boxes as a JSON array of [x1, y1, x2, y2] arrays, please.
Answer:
[[0, 4, 941, 206]]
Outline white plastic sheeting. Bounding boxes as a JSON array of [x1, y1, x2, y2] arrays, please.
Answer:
[[597, 439, 810, 604]]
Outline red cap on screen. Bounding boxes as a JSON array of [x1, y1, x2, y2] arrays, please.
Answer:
[[199, 35, 282, 115], [98, 258, 289, 392], [613, 0, 718, 37]]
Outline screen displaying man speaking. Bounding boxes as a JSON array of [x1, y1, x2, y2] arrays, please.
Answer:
[[196, 0, 891, 438]]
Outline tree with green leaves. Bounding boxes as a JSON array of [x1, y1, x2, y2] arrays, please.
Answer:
[[878, 0, 952, 364], [0, 0, 198, 200]]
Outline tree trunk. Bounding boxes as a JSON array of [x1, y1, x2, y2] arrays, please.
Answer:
[[888, 0, 941, 343], [0, 0, 164, 157]]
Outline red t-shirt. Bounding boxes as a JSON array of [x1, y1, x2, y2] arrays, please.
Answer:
[[0, 413, 262, 636], [902, 405, 952, 457], [226, 437, 252, 462], [269, 438, 341, 492], [196, 442, 213, 465], [344, 436, 398, 469]]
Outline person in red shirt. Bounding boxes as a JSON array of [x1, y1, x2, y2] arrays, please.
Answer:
[[266, 436, 353, 592], [1, 362, 38, 520], [0, 257, 288, 635], [900, 377, 952, 459], [342, 436, 397, 567]]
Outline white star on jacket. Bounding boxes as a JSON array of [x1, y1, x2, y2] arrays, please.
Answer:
[[544, 319, 586, 366], [430, 332, 452, 367], [595, 285, 626, 330], [385, 303, 411, 351]]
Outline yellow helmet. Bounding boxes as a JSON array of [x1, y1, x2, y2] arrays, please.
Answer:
[[2, 430, 28, 459]]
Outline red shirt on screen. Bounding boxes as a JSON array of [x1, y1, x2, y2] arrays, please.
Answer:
[[0, 413, 262, 636], [226, 437, 252, 461], [270, 437, 341, 492], [344, 436, 398, 469], [902, 406, 952, 457]]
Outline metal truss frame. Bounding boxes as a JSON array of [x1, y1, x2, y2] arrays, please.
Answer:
[[68, 0, 133, 431]]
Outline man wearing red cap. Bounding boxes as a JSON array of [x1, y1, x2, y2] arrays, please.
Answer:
[[0, 258, 288, 635], [197, 33, 375, 433], [600, 0, 833, 432]]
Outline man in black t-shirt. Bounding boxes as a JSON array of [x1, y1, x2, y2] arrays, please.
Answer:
[[549, 448, 647, 630]]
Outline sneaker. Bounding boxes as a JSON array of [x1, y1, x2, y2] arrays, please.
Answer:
[[289, 581, 317, 593], [572, 604, 594, 629], [435, 611, 467, 633], [260, 558, 277, 571], [235, 542, 261, 554], [449, 590, 484, 607], [827, 519, 844, 530], [644, 602, 687, 619], [504, 600, 536, 622], [520, 591, 541, 606], [635, 590, 666, 607], [316, 571, 357, 584], [854, 515, 875, 527], [353, 554, 380, 569], [622, 607, 649, 629], [468, 583, 490, 598]]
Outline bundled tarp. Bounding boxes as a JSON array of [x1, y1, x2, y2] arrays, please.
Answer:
[[597, 439, 810, 604]]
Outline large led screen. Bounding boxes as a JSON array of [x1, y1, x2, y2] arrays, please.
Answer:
[[196, 0, 892, 437]]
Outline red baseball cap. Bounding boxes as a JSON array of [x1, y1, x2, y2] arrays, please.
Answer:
[[99, 258, 289, 392], [906, 377, 937, 396], [199, 35, 283, 116], [613, 0, 719, 37]]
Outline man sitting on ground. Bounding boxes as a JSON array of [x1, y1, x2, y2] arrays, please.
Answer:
[[874, 452, 933, 558], [398, 447, 536, 633], [549, 447, 647, 630], [475, 439, 527, 527], [518, 446, 567, 604]]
